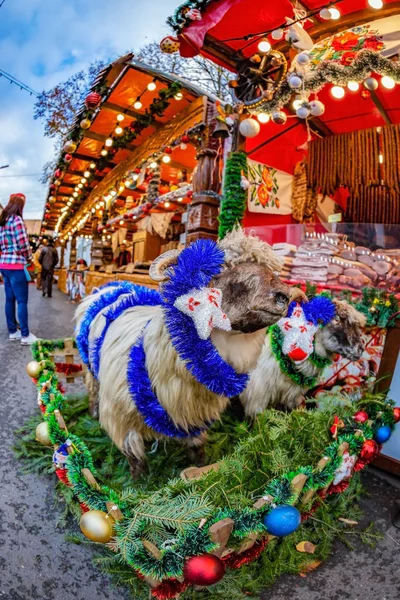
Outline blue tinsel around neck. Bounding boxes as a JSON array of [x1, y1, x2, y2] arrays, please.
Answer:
[[287, 295, 336, 326], [161, 239, 249, 398]]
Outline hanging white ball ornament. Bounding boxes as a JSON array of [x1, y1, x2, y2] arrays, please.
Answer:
[[297, 53, 310, 66], [296, 105, 310, 119], [272, 111, 287, 125], [271, 28, 284, 40], [319, 8, 332, 20], [363, 77, 378, 91], [309, 100, 325, 117], [239, 118, 260, 138], [288, 74, 303, 89]]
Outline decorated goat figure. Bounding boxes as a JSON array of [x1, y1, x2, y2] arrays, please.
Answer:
[[75, 229, 299, 478], [240, 296, 366, 417]]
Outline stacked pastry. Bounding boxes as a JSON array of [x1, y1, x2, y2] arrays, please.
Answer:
[[289, 236, 338, 284]]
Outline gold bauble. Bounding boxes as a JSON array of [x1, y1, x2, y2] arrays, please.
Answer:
[[26, 360, 42, 379], [35, 421, 52, 446], [80, 510, 113, 543]]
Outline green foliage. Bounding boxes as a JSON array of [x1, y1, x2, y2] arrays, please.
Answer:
[[352, 288, 399, 328], [218, 151, 248, 239]]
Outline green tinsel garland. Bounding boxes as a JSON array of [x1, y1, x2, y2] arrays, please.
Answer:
[[18, 339, 396, 592], [218, 151, 248, 239], [269, 325, 331, 388]]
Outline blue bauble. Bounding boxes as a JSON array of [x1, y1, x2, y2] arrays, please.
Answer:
[[375, 425, 391, 444], [263, 505, 301, 537]]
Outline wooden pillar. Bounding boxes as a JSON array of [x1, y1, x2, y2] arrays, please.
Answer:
[[69, 236, 77, 266], [59, 245, 65, 269]]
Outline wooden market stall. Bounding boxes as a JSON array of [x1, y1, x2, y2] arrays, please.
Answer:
[[42, 55, 223, 296]]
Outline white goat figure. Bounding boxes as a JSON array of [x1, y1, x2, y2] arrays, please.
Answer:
[[240, 297, 366, 417], [75, 229, 296, 478]]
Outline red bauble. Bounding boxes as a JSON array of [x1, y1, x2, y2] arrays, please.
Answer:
[[353, 411, 369, 423], [64, 153, 73, 162], [181, 134, 190, 143], [183, 554, 225, 586], [393, 407, 400, 423], [360, 439, 379, 462], [50, 184, 56, 191], [85, 91, 102, 109], [288, 347, 308, 362], [54, 168, 62, 178], [164, 146, 172, 154], [134, 168, 141, 174]]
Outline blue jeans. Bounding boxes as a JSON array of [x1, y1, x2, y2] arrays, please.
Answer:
[[0, 269, 29, 337]]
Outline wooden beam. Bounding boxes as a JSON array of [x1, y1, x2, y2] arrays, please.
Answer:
[[84, 130, 108, 143], [370, 90, 392, 125]]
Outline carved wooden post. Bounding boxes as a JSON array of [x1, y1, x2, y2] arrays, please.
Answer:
[[186, 147, 221, 244]]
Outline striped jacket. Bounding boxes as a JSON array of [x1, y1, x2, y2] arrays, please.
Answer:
[[0, 216, 32, 266]]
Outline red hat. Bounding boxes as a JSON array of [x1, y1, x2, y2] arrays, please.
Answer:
[[11, 193, 26, 200]]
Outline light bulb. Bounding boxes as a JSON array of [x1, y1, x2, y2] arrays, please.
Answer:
[[74, 186, 79, 191], [331, 85, 345, 98], [150, 161, 158, 169], [96, 203, 100, 209], [105, 138, 113, 147], [174, 92, 183, 100], [368, 0, 383, 8], [293, 98, 303, 110], [119, 185, 125, 192], [73, 192, 78, 198], [92, 208, 95, 213], [134, 100, 142, 110], [78, 183, 83, 189], [379, 153, 384, 163], [162, 155, 171, 163], [117, 113, 125, 122], [347, 81, 359, 91], [115, 126, 123, 135], [110, 190, 117, 196], [101, 149, 108, 156], [258, 39, 271, 53], [132, 174, 139, 181], [124, 179, 131, 187], [381, 76, 395, 89], [90, 162, 96, 169], [329, 7, 340, 19], [119, 220, 125, 226], [177, 197, 183, 202], [147, 81, 157, 91], [81, 178, 87, 183], [164, 201, 171, 208], [84, 170, 90, 178], [257, 112, 270, 123]]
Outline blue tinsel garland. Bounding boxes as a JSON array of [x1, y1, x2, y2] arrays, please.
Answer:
[[287, 296, 336, 326], [160, 239, 249, 398]]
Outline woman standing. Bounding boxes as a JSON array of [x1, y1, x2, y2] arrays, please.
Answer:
[[0, 193, 38, 345]]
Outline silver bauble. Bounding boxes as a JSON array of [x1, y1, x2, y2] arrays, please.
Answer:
[[296, 105, 311, 119], [272, 111, 287, 125], [288, 75, 303, 89], [363, 77, 378, 91], [297, 53, 310, 66]]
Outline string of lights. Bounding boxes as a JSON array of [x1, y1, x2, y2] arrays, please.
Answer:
[[0, 68, 39, 97]]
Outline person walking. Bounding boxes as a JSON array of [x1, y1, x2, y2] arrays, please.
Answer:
[[33, 243, 43, 290], [39, 238, 58, 298], [0, 193, 39, 345]]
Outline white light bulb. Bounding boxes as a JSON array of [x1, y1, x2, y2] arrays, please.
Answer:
[[329, 7, 341, 19], [150, 161, 158, 169], [134, 100, 143, 110], [78, 183, 83, 189], [257, 112, 270, 123], [81, 178, 87, 183], [164, 201, 171, 208], [381, 76, 395, 89], [90, 162, 96, 169], [331, 85, 345, 99], [147, 81, 157, 91], [162, 155, 171, 163], [177, 197, 183, 202], [117, 113, 125, 122], [293, 98, 302, 110], [96, 203, 100, 209], [174, 92, 183, 100], [258, 39, 271, 53], [101, 149, 108, 156], [91, 208, 95, 213], [105, 138, 113, 147], [73, 192, 78, 198], [119, 220, 125, 226], [132, 174, 139, 181], [124, 179, 131, 187], [110, 190, 117, 196], [368, 0, 383, 8], [115, 126, 123, 135], [84, 171, 90, 178], [347, 81, 359, 91]]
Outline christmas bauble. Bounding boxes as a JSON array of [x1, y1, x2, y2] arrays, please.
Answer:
[[160, 35, 180, 54], [85, 92, 102, 109], [80, 510, 113, 543], [183, 554, 225, 586], [363, 77, 378, 91], [393, 407, 400, 423], [64, 153, 73, 162], [35, 421, 52, 446], [288, 74, 303, 89], [239, 118, 260, 138], [296, 105, 310, 119], [353, 411, 369, 423], [319, 8, 332, 19], [263, 505, 301, 537], [272, 111, 287, 125], [375, 425, 391, 444], [80, 118, 92, 130], [297, 53, 310, 66], [164, 146, 172, 154], [63, 140, 77, 153], [26, 360, 42, 379], [360, 439, 379, 461], [54, 169, 62, 178], [181, 135, 190, 143], [271, 28, 284, 40], [309, 100, 325, 117], [288, 347, 308, 361]]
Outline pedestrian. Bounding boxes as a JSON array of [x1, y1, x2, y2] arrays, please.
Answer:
[[115, 242, 132, 268], [0, 193, 39, 345], [39, 238, 58, 298], [33, 243, 43, 290]]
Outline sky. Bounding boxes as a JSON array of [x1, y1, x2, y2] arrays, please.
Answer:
[[0, 0, 179, 219]]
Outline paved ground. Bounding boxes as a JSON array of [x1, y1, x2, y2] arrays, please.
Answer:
[[0, 284, 399, 600]]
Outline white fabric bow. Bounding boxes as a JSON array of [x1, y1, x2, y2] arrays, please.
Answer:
[[174, 287, 231, 340]]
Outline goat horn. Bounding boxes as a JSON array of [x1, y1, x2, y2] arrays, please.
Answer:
[[149, 249, 180, 282]]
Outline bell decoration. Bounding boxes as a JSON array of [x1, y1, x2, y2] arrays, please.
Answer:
[[309, 100, 325, 117], [80, 510, 113, 543], [363, 77, 378, 91], [239, 118, 260, 138], [85, 91, 102, 109], [212, 120, 230, 139], [272, 110, 287, 125], [160, 35, 180, 54], [26, 360, 42, 379], [35, 422, 52, 446], [63, 140, 77, 154], [80, 118, 92, 130], [183, 554, 226, 586]]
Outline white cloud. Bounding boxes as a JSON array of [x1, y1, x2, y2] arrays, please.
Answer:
[[0, 0, 179, 216]]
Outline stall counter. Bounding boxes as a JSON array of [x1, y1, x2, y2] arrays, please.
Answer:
[[85, 271, 158, 295]]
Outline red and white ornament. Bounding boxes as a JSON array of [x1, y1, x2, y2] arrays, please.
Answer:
[[85, 92, 101, 109], [332, 451, 357, 485], [186, 8, 202, 20], [277, 303, 318, 362], [160, 36, 180, 54], [174, 287, 231, 340]]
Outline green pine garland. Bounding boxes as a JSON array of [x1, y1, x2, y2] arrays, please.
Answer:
[[218, 151, 248, 239], [15, 339, 397, 599], [269, 324, 331, 388]]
